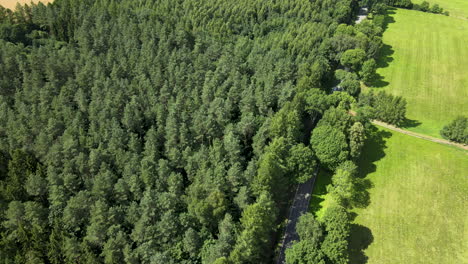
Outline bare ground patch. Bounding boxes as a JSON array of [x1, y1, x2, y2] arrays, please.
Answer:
[[0, 0, 52, 10]]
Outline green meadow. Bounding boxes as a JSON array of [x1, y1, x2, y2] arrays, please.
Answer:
[[349, 126, 468, 264], [369, 8, 468, 138], [311, 126, 468, 263], [413, 0, 468, 19], [345, 7, 468, 264], [310, 5, 468, 264]]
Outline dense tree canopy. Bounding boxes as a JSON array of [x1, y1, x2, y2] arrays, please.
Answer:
[[0, 0, 365, 263], [311, 125, 349, 171], [340, 48, 366, 71]]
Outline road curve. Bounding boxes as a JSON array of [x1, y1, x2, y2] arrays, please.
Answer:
[[372, 120, 468, 151]]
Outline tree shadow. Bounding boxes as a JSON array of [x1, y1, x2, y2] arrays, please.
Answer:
[[381, 8, 397, 31], [348, 9, 396, 263], [352, 178, 373, 209], [357, 126, 392, 178], [376, 44, 394, 69], [349, 224, 374, 264], [370, 8, 397, 88], [369, 44, 394, 88], [370, 72, 389, 88], [347, 125, 391, 263], [400, 118, 422, 129], [350, 126, 391, 209]]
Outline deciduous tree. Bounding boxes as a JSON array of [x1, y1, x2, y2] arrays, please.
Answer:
[[360, 59, 377, 85], [310, 125, 349, 171], [349, 122, 366, 160], [340, 49, 366, 71]]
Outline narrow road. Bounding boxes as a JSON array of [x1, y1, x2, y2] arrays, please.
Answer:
[[372, 120, 468, 151], [274, 8, 371, 262], [276, 167, 319, 264], [355, 7, 368, 24]]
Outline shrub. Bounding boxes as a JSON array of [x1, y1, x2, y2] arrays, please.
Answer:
[[430, 4, 441, 13], [394, 0, 413, 8], [440, 116, 468, 144], [372, 3, 388, 16], [420, 1, 430, 12]]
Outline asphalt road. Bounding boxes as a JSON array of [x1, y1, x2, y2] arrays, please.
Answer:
[[276, 166, 319, 264], [356, 7, 368, 24]]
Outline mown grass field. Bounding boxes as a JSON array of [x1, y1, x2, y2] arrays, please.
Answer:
[[347, 126, 468, 264], [369, 8, 468, 138], [413, 0, 468, 19], [0, 0, 52, 10], [310, 130, 468, 264]]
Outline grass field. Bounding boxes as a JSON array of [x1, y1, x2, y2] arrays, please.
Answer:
[[413, 0, 468, 19], [346, 126, 468, 264], [0, 0, 52, 9], [369, 8, 468, 138], [310, 126, 468, 263], [312, 4, 468, 264]]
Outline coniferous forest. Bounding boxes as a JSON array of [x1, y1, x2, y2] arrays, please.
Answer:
[[0, 0, 391, 263]]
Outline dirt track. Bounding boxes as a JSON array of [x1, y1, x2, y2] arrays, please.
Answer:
[[372, 120, 468, 151]]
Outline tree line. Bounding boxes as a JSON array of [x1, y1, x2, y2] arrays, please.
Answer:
[[284, 2, 411, 263], [372, 0, 449, 15]]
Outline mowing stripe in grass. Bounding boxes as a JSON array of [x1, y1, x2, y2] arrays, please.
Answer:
[[349, 127, 467, 264], [370, 8, 468, 138]]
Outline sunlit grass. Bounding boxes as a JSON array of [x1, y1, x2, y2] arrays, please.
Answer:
[[349, 126, 468, 263], [413, 0, 468, 19], [369, 8, 468, 138]]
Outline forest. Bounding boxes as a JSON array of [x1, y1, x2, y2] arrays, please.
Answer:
[[0, 0, 399, 263]]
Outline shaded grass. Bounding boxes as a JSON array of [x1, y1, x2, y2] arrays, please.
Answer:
[[310, 126, 391, 219], [369, 8, 468, 138], [350, 126, 468, 264]]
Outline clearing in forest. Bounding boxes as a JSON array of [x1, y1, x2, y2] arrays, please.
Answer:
[[0, 0, 52, 10], [367, 8, 468, 138]]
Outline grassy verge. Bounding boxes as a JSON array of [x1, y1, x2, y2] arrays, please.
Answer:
[[309, 168, 332, 219]]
